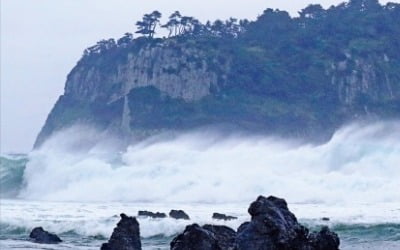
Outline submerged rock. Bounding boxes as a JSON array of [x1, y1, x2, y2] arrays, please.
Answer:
[[138, 210, 167, 218], [169, 210, 190, 220], [101, 213, 141, 250], [212, 213, 238, 221], [29, 227, 62, 244], [235, 195, 340, 250], [171, 224, 236, 250]]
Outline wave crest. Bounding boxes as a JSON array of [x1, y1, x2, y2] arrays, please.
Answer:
[[10, 121, 400, 204]]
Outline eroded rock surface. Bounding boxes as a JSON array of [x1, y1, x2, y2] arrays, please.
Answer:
[[101, 213, 141, 250]]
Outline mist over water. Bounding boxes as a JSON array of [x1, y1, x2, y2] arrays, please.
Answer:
[[15, 121, 400, 204]]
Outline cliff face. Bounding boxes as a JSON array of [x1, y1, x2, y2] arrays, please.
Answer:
[[34, 3, 400, 148], [331, 54, 398, 106], [34, 40, 229, 147], [65, 41, 221, 103], [34, 40, 399, 148]]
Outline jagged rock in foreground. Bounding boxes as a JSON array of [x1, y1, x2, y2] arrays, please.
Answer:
[[138, 210, 167, 218], [236, 196, 340, 250], [171, 196, 340, 250], [212, 212, 238, 221], [29, 227, 62, 244], [169, 209, 190, 220], [101, 213, 141, 250], [170, 224, 236, 250]]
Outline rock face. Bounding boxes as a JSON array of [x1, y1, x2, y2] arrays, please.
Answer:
[[65, 41, 221, 103], [203, 225, 237, 250], [101, 213, 141, 250], [138, 210, 167, 219], [212, 213, 238, 221], [235, 196, 339, 250], [170, 224, 236, 250], [34, 39, 228, 148], [29, 227, 62, 244], [169, 210, 190, 220], [34, 3, 400, 148]]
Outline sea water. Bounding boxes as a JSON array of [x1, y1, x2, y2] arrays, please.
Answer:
[[1, 122, 400, 249]]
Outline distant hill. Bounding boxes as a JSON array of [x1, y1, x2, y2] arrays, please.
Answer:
[[34, 0, 400, 148]]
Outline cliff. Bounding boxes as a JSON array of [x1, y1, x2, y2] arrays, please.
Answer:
[[34, 1, 400, 148]]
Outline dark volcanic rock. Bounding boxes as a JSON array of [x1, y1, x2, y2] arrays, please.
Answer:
[[29, 227, 62, 244], [170, 196, 340, 250], [212, 213, 238, 221], [235, 195, 339, 250], [171, 224, 219, 250], [321, 217, 330, 221], [101, 213, 141, 250], [309, 226, 340, 250], [138, 210, 167, 218], [169, 210, 190, 220], [171, 224, 236, 250], [203, 225, 236, 249]]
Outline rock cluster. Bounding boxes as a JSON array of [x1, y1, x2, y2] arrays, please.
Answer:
[[98, 195, 339, 250], [172, 196, 340, 250]]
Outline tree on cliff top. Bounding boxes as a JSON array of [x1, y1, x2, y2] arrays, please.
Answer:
[[136, 11, 162, 38]]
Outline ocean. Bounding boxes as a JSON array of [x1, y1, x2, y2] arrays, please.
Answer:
[[1, 122, 400, 249]]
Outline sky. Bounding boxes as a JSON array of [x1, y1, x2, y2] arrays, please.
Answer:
[[1, 0, 398, 153]]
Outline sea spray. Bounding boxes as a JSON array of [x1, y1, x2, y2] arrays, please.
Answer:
[[0, 155, 27, 198], [14, 121, 400, 204]]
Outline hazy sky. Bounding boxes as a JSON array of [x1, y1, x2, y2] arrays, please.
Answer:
[[1, 0, 398, 153]]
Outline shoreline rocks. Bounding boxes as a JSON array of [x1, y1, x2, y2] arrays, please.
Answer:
[[29, 227, 62, 244], [170, 224, 236, 250], [138, 210, 167, 219], [212, 212, 238, 221], [169, 210, 190, 220], [101, 213, 141, 250], [100, 195, 340, 250], [171, 195, 340, 250], [236, 195, 339, 250]]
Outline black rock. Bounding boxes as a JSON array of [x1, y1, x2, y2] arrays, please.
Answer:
[[321, 217, 330, 221], [169, 210, 190, 220], [203, 225, 236, 249], [171, 224, 219, 250], [212, 213, 238, 221], [138, 210, 167, 218], [101, 213, 141, 250], [235, 195, 340, 250], [171, 224, 236, 250], [309, 226, 340, 250], [29, 227, 62, 244]]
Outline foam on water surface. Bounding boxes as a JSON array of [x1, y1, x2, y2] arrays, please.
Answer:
[[1, 199, 400, 249], [13, 121, 400, 204], [1, 121, 400, 249]]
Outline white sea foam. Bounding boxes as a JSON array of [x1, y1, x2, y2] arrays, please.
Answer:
[[1, 199, 400, 240], [19, 122, 400, 205]]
